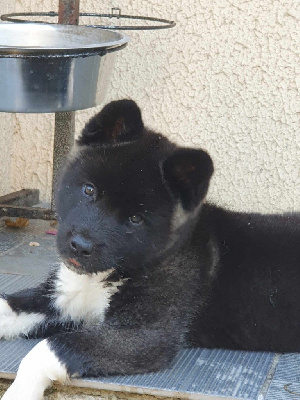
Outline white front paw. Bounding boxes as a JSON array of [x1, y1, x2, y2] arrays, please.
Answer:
[[2, 379, 45, 400], [2, 339, 68, 400], [0, 298, 44, 340]]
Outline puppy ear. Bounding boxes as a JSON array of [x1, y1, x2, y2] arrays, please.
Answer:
[[162, 148, 214, 211], [78, 99, 144, 145]]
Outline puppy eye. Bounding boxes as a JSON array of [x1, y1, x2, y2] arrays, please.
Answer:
[[83, 183, 95, 197], [129, 214, 143, 224]]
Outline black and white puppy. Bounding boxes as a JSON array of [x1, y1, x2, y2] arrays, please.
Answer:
[[2, 100, 300, 399]]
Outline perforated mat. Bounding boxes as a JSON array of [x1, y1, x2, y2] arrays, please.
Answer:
[[0, 218, 297, 399]]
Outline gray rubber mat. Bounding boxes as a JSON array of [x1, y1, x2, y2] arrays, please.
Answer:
[[0, 339, 40, 374], [0, 272, 279, 399], [0, 218, 298, 399], [0, 273, 42, 294], [86, 348, 275, 399], [265, 354, 300, 400], [0, 337, 275, 399]]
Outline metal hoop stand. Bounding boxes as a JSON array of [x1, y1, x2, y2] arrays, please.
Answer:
[[1, 9, 176, 31], [0, 2, 175, 220]]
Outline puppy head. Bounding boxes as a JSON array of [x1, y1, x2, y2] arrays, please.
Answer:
[[56, 100, 213, 275]]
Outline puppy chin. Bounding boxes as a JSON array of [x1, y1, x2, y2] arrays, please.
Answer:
[[67, 258, 81, 268], [62, 257, 109, 275], [62, 257, 86, 274]]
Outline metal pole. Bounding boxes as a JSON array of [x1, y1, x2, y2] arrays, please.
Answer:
[[58, 0, 80, 25], [51, 0, 80, 211]]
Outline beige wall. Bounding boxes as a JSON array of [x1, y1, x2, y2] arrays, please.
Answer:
[[0, 0, 299, 213]]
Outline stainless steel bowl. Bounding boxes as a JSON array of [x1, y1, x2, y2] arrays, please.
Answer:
[[0, 23, 129, 113]]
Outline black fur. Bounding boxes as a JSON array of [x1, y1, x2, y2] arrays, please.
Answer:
[[2, 99, 300, 380], [163, 148, 214, 211], [78, 99, 144, 146]]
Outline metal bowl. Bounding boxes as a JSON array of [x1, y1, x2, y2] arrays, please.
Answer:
[[0, 23, 129, 112]]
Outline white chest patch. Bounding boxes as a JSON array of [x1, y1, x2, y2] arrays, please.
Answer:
[[53, 263, 123, 324]]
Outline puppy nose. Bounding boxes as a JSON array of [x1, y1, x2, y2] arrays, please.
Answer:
[[70, 234, 93, 257]]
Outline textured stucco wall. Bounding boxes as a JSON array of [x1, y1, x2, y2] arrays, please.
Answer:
[[0, 0, 299, 213], [0, 0, 15, 198]]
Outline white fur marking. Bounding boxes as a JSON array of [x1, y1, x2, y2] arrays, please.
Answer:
[[2, 339, 68, 400], [54, 263, 123, 324], [171, 202, 189, 230], [0, 298, 45, 340], [171, 201, 205, 232]]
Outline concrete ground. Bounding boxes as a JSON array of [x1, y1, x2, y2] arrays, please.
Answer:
[[0, 217, 299, 400]]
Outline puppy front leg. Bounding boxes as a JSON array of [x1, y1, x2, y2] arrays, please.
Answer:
[[0, 288, 47, 340], [3, 325, 180, 399], [0, 270, 61, 339], [2, 339, 68, 400]]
